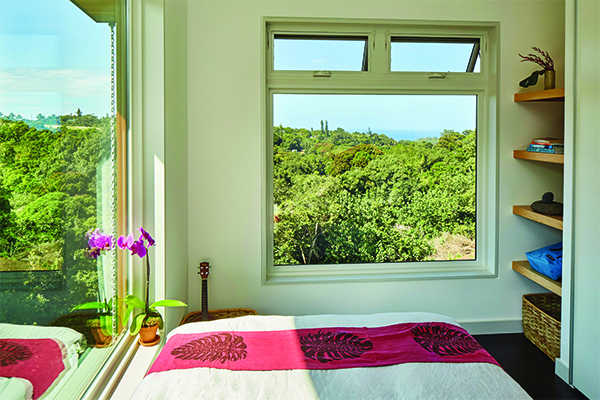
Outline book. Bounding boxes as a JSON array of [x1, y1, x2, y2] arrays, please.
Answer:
[[532, 137, 564, 145], [527, 146, 564, 154], [529, 143, 563, 149]]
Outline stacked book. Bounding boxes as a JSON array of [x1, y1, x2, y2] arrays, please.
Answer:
[[527, 137, 564, 154]]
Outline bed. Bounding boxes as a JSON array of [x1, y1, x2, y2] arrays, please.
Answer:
[[131, 312, 531, 399], [0, 323, 87, 400]]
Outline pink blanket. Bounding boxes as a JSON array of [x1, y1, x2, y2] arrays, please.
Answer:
[[148, 322, 498, 375], [0, 338, 66, 399]]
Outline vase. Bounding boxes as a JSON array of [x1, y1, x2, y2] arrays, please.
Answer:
[[544, 70, 556, 90], [139, 324, 159, 346]]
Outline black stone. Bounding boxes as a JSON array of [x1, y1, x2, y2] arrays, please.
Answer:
[[531, 192, 563, 215], [542, 192, 554, 203]]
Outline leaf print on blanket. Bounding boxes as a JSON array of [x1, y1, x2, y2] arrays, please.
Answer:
[[0, 340, 33, 367], [171, 333, 247, 363], [300, 330, 373, 363], [411, 323, 483, 356]]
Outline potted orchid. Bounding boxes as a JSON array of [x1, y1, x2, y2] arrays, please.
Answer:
[[72, 229, 117, 346], [118, 228, 187, 345]]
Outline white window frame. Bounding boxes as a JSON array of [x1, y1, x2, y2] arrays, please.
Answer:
[[262, 18, 499, 284]]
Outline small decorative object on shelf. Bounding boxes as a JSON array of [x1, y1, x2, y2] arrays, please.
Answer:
[[531, 192, 563, 216], [518, 47, 555, 89]]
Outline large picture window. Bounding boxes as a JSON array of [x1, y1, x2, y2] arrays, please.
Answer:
[[264, 19, 498, 283], [0, 0, 127, 397]]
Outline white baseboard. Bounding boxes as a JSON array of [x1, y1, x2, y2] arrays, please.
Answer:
[[555, 357, 571, 385], [458, 319, 523, 335]]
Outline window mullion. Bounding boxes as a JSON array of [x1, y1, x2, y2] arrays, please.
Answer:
[[370, 28, 389, 75]]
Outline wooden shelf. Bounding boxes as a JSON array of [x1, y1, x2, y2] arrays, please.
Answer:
[[512, 260, 562, 296], [514, 88, 565, 102], [513, 150, 564, 164], [513, 205, 563, 230]]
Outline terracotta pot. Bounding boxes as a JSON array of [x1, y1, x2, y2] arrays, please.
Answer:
[[91, 327, 112, 348], [139, 324, 159, 345]]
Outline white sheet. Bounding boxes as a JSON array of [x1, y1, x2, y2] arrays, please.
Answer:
[[0, 377, 33, 400], [0, 323, 87, 400], [131, 312, 532, 400]]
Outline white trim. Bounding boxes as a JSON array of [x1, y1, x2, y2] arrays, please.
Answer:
[[555, 357, 571, 384], [459, 319, 523, 335], [556, 0, 575, 386], [79, 335, 136, 400], [98, 335, 165, 400]]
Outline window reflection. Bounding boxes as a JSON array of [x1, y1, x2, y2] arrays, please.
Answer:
[[0, 0, 125, 397]]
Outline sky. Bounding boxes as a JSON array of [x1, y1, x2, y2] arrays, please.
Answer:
[[0, 0, 111, 119], [273, 38, 478, 141], [0, 3, 476, 141]]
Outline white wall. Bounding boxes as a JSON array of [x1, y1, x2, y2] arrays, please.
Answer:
[[182, 0, 565, 329], [164, 0, 189, 332]]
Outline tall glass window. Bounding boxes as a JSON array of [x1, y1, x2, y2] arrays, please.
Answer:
[[0, 0, 126, 397]]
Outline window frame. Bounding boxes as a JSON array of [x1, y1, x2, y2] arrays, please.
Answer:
[[262, 18, 499, 284], [41, 1, 131, 399]]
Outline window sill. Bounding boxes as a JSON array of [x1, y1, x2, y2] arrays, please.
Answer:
[[70, 332, 164, 400], [264, 261, 496, 285], [103, 336, 165, 399]]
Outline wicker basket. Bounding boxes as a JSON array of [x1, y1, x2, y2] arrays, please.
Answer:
[[179, 308, 257, 325], [522, 293, 561, 361]]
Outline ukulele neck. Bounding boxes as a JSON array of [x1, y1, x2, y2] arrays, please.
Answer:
[[201, 278, 209, 321]]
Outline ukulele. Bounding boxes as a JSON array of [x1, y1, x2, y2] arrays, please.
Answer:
[[198, 262, 217, 321]]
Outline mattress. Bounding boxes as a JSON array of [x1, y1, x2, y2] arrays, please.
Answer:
[[131, 312, 532, 399]]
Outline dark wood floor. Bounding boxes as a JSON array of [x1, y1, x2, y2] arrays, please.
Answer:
[[473, 333, 587, 400]]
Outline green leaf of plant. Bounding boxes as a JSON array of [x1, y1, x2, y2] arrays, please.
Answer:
[[121, 305, 134, 327], [100, 314, 113, 336], [124, 295, 145, 309], [519, 70, 545, 88], [72, 301, 107, 311], [129, 313, 146, 336], [150, 299, 187, 308]]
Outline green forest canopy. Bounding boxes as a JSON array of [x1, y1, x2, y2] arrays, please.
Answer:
[[273, 122, 476, 265], [0, 113, 110, 324]]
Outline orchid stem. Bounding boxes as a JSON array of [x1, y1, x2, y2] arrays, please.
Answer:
[[145, 255, 150, 314]]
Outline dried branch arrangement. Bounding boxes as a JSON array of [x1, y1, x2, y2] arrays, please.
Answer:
[[518, 47, 555, 88], [519, 47, 555, 71]]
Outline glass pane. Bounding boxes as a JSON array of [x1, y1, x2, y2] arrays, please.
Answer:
[[0, 0, 124, 396], [273, 94, 477, 265], [391, 38, 480, 72], [274, 35, 368, 71]]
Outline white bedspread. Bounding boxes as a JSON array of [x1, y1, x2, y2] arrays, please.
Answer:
[[131, 312, 532, 400]]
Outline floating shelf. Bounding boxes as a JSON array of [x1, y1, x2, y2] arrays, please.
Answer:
[[514, 88, 565, 102], [513, 150, 564, 164], [512, 260, 562, 296], [513, 205, 563, 230]]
